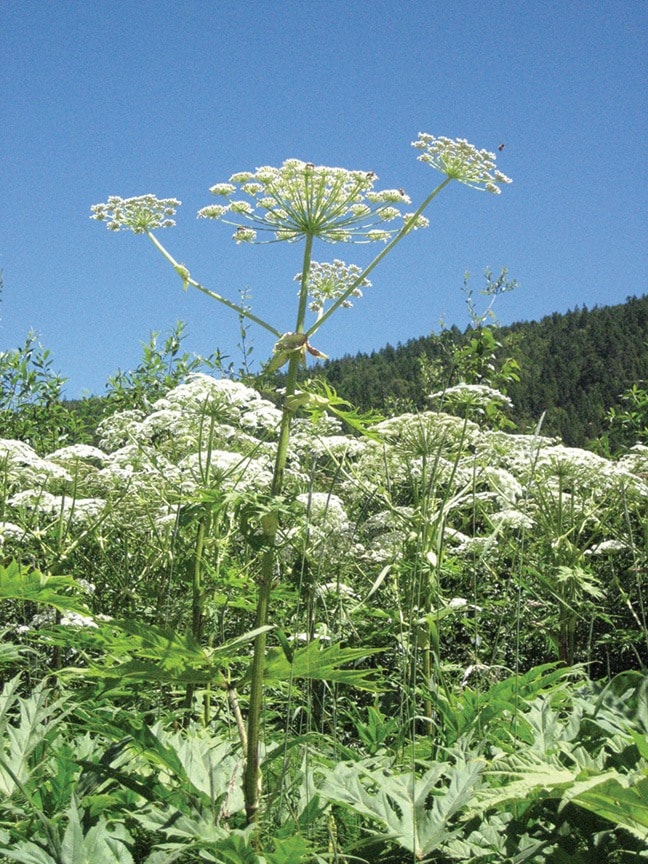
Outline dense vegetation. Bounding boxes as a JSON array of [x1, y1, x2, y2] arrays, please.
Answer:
[[1, 140, 646, 861], [0, 327, 647, 862], [314, 294, 648, 448]]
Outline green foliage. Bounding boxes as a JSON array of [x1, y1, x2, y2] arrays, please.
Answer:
[[0, 562, 91, 616], [262, 640, 385, 692], [318, 756, 485, 860], [451, 326, 520, 391], [104, 321, 224, 413], [427, 662, 569, 747], [0, 332, 65, 413], [604, 379, 648, 453], [0, 332, 77, 453], [0, 676, 68, 799], [315, 294, 648, 447], [0, 802, 135, 864], [50, 618, 272, 690], [287, 379, 384, 440], [0, 664, 645, 862], [1, 322, 647, 860]]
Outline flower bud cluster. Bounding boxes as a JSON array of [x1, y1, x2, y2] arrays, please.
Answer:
[[294, 259, 372, 313], [197, 159, 414, 244], [412, 134, 512, 194], [90, 195, 181, 233]]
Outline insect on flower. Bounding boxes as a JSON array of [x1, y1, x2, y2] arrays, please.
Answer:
[[412, 134, 512, 193]]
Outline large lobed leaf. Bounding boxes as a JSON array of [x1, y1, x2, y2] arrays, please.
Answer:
[[262, 639, 385, 691], [0, 561, 90, 616], [318, 757, 484, 860]]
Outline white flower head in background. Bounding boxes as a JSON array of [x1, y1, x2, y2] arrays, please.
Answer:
[[90, 195, 181, 232], [412, 134, 512, 193]]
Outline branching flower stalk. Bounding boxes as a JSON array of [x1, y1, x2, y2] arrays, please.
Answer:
[[144, 229, 282, 338], [91, 135, 511, 826], [242, 232, 315, 820], [305, 175, 450, 339]]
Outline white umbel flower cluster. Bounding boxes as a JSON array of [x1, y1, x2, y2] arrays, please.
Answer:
[[294, 259, 372, 314], [197, 159, 415, 244], [90, 195, 181, 232], [412, 134, 512, 193]]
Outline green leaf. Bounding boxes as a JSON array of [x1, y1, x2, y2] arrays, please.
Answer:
[[264, 835, 314, 864], [474, 758, 577, 812], [0, 676, 68, 797], [0, 801, 134, 864], [427, 663, 569, 746], [292, 379, 384, 439], [262, 640, 385, 691], [0, 561, 90, 616], [566, 771, 648, 841], [319, 757, 484, 859], [631, 731, 648, 761], [56, 618, 272, 689]]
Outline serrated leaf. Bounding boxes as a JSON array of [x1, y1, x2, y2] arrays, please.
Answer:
[[319, 757, 484, 859], [0, 560, 90, 615], [567, 772, 648, 841], [57, 619, 271, 688], [0, 676, 68, 796], [0, 801, 134, 863], [262, 640, 384, 691]]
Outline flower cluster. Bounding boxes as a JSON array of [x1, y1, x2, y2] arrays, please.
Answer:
[[179, 449, 273, 492], [197, 159, 416, 244], [291, 492, 354, 560], [8, 492, 106, 524], [483, 466, 524, 505], [294, 259, 372, 314], [429, 383, 514, 411], [90, 195, 181, 233], [412, 134, 512, 193], [0, 438, 72, 487]]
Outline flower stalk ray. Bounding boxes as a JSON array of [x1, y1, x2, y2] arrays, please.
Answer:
[[305, 175, 452, 339], [198, 159, 417, 244], [144, 228, 283, 339]]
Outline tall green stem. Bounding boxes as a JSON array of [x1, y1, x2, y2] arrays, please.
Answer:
[[183, 514, 209, 721], [242, 234, 314, 824]]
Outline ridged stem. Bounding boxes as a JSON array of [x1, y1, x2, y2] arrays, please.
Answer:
[[242, 233, 314, 824]]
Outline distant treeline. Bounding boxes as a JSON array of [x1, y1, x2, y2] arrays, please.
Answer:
[[308, 294, 648, 447], [7, 296, 644, 454]]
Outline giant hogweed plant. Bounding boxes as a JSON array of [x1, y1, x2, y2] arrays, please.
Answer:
[[91, 135, 512, 825]]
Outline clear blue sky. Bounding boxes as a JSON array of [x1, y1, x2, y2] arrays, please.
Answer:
[[2, 1, 646, 398]]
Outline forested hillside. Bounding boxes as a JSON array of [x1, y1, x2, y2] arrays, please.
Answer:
[[313, 294, 648, 446]]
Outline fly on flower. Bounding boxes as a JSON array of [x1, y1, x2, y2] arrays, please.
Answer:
[[413, 134, 512, 193]]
